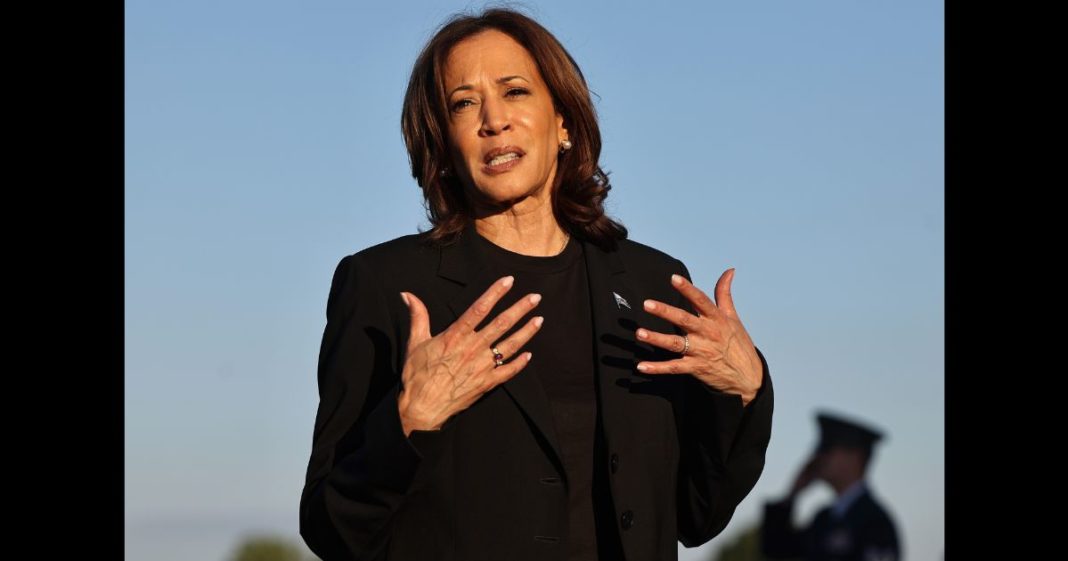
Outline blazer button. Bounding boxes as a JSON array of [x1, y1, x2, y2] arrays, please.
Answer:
[[620, 510, 634, 530], [610, 453, 620, 474]]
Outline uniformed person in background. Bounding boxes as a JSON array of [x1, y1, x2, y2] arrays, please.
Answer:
[[761, 411, 902, 561]]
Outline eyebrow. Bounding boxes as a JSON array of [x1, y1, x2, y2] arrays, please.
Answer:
[[448, 75, 530, 98]]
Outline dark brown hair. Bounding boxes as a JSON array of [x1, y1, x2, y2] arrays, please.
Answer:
[[400, 6, 628, 250]]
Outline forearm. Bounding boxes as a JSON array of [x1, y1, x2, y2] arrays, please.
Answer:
[[300, 254, 425, 560], [300, 383, 424, 560]]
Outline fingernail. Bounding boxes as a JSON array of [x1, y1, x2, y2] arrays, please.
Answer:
[[671, 274, 684, 285], [644, 300, 656, 311], [529, 293, 542, 305], [525, 352, 533, 361], [636, 363, 648, 372], [637, 328, 648, 339], [400, 292, 410, 307], [534, 316, 544, 328], [503, 275, 514, 287]]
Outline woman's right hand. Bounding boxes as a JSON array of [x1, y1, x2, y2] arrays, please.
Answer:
[[396, 275, 543, 436]]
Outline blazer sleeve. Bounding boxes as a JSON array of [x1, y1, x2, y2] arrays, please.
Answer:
[[671, 259, 775, 547], [299, 253, 430, 561]]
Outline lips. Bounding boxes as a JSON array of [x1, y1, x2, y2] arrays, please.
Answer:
[[482, 145, 526, 175], [483, 146, 525, 164]]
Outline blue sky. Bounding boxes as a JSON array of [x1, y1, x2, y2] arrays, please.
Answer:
[[125, 1, 943, 560]]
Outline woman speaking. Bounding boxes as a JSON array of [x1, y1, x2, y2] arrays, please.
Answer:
[[299, 8, 773, 561]]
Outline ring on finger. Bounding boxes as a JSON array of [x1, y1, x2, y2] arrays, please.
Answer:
[[679, 334, 690, 356], [492, 346, 505, 368]]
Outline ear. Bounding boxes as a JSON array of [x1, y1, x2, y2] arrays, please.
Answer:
[[556, 112, 569, 144]]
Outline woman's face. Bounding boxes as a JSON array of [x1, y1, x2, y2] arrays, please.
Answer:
[[442, 29, 568, 211]]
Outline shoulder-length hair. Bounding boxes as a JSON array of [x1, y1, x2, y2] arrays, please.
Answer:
[[400, 7, 628, 250]]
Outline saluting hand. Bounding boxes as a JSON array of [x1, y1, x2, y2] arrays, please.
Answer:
[[789, 455, 820, 499], [397, 275, 544, 436], [633, 268, 764, 406]]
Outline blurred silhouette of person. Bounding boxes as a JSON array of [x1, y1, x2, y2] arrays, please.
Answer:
[[761, 411, 901, 561]]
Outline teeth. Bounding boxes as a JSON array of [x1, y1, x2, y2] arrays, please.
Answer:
[[489, 152, 520, 166]]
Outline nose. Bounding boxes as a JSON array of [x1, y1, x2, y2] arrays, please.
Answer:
[[479, 95, 511, 136]]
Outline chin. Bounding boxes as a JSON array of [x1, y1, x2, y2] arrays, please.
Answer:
[[474, 180, 543, 205]]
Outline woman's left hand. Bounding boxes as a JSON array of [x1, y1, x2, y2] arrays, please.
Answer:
[[634, 268, 764, 406]]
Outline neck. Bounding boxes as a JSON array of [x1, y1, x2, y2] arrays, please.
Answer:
[[472, 194, 568, 257]]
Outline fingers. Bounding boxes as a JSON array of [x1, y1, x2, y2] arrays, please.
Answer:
[[641, 299, 702, 333], [487, 315, 544, 364], [476, 291, 543, 345], [483, 314, 544, 387], [485, 348, 534, 388], [713, 268, 737, 317], [451, 275, 516, 334], [670, 273, 719, 318], [635, 356, 691, 375], [401, 291, 431, 350], [459, 315, 542, 409], [635, 327, 689, 354]]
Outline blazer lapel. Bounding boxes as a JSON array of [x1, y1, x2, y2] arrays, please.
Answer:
[[436, 223, 644, 482], [437, 221, 567, 478], [580, 237, 645, 451]]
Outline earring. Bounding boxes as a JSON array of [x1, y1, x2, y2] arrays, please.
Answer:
[[559, 139, 573, 152], [440, 167, 450, 178]]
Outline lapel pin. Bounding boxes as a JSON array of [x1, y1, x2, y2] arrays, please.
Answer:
[[613, 292, 631, 310]]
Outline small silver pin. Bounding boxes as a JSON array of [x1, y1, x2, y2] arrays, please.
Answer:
[[613, 292, 631, 310]]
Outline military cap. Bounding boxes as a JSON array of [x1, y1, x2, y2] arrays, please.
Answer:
[[815, 411, 885, 453]]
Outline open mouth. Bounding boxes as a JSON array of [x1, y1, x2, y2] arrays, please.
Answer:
[[482, 146, 525, 174]]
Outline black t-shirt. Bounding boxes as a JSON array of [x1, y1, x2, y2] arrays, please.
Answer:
[[471, 228, 624, 561]]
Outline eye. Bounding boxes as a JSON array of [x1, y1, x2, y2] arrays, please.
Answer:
[[451, 98, 475, 112], [506, 87, 530, 97]]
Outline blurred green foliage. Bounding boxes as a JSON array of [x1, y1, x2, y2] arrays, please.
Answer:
[[227, 534, 318, 561], [712, 522, 785, 561]]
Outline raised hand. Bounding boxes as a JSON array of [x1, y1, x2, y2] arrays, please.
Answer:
[[396, 275, 544, 436], [789, 455, 821, 499], [633, 268, 764, 406]]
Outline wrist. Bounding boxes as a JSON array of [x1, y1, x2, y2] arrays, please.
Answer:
[[397, 391, 441, 436], [397, 391, 416, 438]]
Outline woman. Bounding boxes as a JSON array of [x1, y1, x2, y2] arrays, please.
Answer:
[[299, 8, 773, 561]]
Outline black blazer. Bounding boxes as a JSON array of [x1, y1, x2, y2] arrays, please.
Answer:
[[299, 221, 774, 561]]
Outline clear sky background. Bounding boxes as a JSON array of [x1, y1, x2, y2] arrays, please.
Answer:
[[125, 1, 943, 560]]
